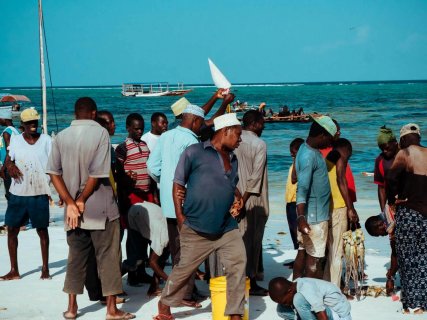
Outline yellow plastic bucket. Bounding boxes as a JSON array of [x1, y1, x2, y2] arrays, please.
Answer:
[[209, 276, 250, 320]]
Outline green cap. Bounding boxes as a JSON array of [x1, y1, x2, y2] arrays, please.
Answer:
[[311, 115, 337, 136]]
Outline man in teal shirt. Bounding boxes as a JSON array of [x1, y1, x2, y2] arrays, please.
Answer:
[[293, 116, 336, 280]]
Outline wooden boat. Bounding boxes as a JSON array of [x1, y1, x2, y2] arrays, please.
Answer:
[[0, 94, 32, 115], [121, 82, 192, 97], [264, 114, 312, 123]]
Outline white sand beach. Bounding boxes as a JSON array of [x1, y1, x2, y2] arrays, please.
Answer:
[[0, 194, 423, 320]]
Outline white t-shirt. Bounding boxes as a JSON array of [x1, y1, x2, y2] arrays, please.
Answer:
[[141, 131, 160, 152], [9, 133, 52, 196]]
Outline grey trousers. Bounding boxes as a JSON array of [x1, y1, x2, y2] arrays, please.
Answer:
[[239, 207, 268, 278], [161, 225, 247, 316], [63, 219, 123, 297]]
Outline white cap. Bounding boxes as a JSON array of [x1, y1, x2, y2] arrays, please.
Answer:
[[182, 104, 205, 119], [400, 123, 421, 138], [171, 97, 190, 116], [214, 113, 241, 131]]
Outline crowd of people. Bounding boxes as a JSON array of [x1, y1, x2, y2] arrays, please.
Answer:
[[0, 91, 425, 319]]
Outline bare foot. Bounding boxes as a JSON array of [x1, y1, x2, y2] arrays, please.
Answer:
[[41, 269, 52, 280], [106, 310, 136, 319], [0, 271, 21, 281], [63, 310, 77, 319]]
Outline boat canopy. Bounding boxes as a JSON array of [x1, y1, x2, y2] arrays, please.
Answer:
[[0, 94, 31, 103]]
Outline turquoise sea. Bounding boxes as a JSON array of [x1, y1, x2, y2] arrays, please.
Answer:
[[2, 81, 427, 219]]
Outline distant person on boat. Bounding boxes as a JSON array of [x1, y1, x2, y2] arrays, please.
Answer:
[[141, 112, 168, 152], [0, 106, 20, 201], [47, 97, 134, 320], [115, 113, 158, 286], [386, 123, 426, 315], [169, 88, 229, 130], [147, 104, 206, 308], [234, 110, 269, 296], [155, 113, 246, 320], [1, 108, 52, 281], [374, 126, 399, 211], [293, 116, 336, 280], [284, 138, 304, 268]]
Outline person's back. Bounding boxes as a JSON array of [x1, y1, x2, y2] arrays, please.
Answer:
[[388, 144, 427, 214], [53, 119, 118, 229], [296, 278, 351, 319]]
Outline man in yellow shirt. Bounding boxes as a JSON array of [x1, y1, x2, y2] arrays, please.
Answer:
[[323, 138, 359, 289]]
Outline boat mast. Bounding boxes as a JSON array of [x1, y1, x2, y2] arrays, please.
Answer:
[[38, 0, 47, 134]]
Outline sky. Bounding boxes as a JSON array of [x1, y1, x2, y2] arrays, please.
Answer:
[[1, 0, 427, 87]]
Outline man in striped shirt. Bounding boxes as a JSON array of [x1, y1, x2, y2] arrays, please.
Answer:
[[116, 113, 158, 286]]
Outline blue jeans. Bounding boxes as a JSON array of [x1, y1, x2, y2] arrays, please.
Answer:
[[293, 293, 334, 320]]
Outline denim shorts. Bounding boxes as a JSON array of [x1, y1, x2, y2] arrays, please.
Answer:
[[5, 194, 50, 228]]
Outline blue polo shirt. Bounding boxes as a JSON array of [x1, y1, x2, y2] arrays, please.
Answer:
[[174, 140, 239, 235]]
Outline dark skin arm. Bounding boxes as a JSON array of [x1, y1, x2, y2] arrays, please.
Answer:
[[204, 93, 235, 127], [336, 156, 359, 224], [49, 174, 81, 229], [315, 311, 329, 320], [378, 185, 387, 212], [148, 250, 168, 281], [173, 183, 187, 230], [291, 158, 297, 184], [0, 132, 11, 178], [296, 203, 311, 235], [200, 88, 225, 117], [5, 155, 22, 180], [75, 176, 98, 213]]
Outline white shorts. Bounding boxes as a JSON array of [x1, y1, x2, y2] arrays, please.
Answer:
[[297, 220, 328, 258]]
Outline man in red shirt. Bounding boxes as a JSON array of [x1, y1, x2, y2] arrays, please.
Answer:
[[374, 126, 398, 211]]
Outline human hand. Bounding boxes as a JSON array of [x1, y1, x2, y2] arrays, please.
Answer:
[[347, 207, 359, 224], [223, 93, 235, 105], [215, 88, 228, 99], [126, 170, 137, 181], [75, 196, 85, 214], [176, 188, 186, 204], [66, 202, 81, 229], [386, 278, 395, 296], [8, 163, 23, 181], [229, 198, 244, 218], [297, 217, 311, 235]]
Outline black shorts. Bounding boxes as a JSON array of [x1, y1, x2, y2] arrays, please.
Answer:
[[5, 194, 50, 228]]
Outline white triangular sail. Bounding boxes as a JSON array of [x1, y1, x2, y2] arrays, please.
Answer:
[[208, 58, 231, 90]]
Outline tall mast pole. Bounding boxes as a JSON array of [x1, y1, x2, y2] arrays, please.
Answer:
[[39, 0, 47, 134]]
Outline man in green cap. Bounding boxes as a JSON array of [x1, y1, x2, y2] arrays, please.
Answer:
[[374, 125, 399, 211]]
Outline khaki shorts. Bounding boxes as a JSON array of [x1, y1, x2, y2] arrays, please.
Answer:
[[297, 220, 328, 258]]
